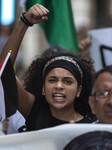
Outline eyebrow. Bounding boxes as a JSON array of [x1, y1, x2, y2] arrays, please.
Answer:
[[48, 75, 74, 80], [63, 76, 74, 80], [48, 76, 57, 79]]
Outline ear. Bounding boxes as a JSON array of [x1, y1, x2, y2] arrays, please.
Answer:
[[42, 86, 45, 95], [89, 96, 96, 115], [76, 85, 82, 97]]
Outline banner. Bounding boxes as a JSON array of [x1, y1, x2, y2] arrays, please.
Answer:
[[0, 124, 112, 149]]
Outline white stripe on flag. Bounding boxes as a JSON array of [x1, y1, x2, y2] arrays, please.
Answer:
[[0, 79, 6, 121], [0, 51, 12, 77]]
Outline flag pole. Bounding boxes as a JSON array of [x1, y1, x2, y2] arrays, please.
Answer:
[[0, 50, 12, 77]]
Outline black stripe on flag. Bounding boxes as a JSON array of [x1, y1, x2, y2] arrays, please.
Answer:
[[1, 58, 18, 118]]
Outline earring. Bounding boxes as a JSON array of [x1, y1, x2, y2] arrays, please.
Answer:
[[77, 94, 80, 98], [42, 90, 45, 95], [76, 92, 80, 98], [77, 86, 82, 98]]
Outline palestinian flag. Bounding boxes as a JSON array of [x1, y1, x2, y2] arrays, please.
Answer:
[[0, 52, 18, 121]]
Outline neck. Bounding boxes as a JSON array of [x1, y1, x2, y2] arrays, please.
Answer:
[[50, 107, 83, 122]]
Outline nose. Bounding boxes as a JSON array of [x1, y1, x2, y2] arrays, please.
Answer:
[[55, 81, 64, 90]]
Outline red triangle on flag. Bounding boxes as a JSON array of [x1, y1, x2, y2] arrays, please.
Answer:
[[0, 58, 6, 70]]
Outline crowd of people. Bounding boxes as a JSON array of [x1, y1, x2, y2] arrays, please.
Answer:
[[0, 2, 112, 149]]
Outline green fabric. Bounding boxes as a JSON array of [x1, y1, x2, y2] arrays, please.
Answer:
[[25, 0, 80, 54]]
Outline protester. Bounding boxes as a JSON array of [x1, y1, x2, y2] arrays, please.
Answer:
[[0, 3, 95, 132], [63, 131, 112, 150], [89, 65, 112, 124]]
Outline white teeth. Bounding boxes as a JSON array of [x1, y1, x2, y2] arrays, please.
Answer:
[[53, 93, 65, 102], [54, 93, 63, 97]]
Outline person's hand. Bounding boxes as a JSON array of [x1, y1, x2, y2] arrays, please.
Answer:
[[25, 3, 49, 25], [79, 37, 91, 51], [2, 117, 10, 134], [69, 120, 75, 124]]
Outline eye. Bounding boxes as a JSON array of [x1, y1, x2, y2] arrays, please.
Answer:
[[97, 91, 109, 98], [48, 77, 57, 83], [49, 79, 56, 83], [63, 79, 73, 85], [98, 91, 106, 96]]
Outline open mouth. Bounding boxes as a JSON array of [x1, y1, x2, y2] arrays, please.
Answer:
[[53, 93, 65, 102]]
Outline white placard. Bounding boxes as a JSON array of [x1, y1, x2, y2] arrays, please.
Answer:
[[88, 28, 112, 71]]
